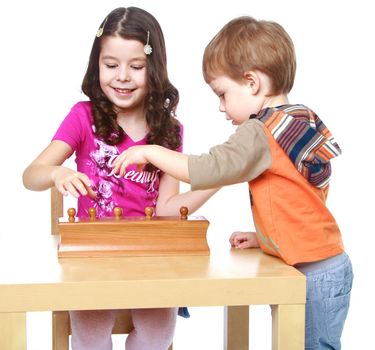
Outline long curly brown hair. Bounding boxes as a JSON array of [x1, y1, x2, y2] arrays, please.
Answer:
[[82, 7, 181, 151]]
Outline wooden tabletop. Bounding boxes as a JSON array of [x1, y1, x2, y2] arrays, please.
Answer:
[[0, 234, 305, 313]]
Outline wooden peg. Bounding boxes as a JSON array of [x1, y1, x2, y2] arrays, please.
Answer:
[[145, 207, 154, 219], [180, 206, 188, 220], [113, 207, 123, 220], [88, 207, 96, 221], [67, 208, 76, 223]]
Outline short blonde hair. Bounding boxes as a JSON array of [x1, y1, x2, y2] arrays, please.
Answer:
[[203, 16, 296, 95]]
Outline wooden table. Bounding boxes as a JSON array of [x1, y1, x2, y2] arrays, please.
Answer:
[[0, 234, 305, 349]]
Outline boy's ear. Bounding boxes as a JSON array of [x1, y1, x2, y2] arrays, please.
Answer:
[[243, 70, 260, 94]]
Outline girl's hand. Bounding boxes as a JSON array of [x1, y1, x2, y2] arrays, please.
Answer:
[[112, 146, 149, 177], [51, 167, 95, 199], [229, 231, 260, 249]]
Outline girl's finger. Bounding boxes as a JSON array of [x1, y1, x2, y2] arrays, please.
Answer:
[[64, 182, 80, 198], [71, 178, 88, 196], [56, 184, 69, 197], [79, 173, 92, 187], [83, 183, 97, 199]]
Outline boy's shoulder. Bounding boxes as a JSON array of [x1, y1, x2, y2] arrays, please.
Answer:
[[252, 104, 325, 137], [256, 104, 314, 123]]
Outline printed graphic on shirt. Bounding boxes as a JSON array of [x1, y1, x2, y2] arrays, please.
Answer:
[[87, 139, 159, 217]]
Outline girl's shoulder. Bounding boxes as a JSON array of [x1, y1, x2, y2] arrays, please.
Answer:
[[66, 101, 94, 126], [54, 101, 94, 141], [70, 100, 92, 116]]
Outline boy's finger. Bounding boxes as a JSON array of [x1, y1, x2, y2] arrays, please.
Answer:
[[119, 162, 128, 177]]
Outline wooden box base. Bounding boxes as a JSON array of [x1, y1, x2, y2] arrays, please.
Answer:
[[58, 213, 210, 258]]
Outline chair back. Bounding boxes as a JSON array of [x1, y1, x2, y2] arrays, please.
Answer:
[[51, 188, 63, 235]]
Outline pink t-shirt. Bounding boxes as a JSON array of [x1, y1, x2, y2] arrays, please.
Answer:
[[53, 101, 183, 218]]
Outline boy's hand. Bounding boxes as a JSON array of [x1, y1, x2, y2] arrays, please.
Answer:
[[112, 146, 148, 177], [51, 167, 95, 199], [229, 231, 260, 249]]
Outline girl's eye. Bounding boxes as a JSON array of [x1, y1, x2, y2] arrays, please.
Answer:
[[105, 64, 117, 69], [131, 65, 144, 70]]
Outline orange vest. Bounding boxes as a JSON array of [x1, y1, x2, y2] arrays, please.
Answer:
[[250, 126, 344, 265]]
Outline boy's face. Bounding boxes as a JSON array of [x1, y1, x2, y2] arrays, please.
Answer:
[[209, 75, 262, 125]]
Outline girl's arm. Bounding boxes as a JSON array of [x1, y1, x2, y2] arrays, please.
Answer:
[[155, 172, 219, 216], [23, 140, 94, 198]]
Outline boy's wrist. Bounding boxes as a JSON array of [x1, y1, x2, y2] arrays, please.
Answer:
[[145, 145, 155, 162], [147, 145, 162, 163]]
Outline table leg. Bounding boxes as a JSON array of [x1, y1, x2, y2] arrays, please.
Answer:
[[224, 305, 249, 350], [271, 304, 305, 350], [52, 311, 70, 350], [0, 312, 27, 350]]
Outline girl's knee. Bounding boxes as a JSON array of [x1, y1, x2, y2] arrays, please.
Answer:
[[132, 307, 177, 330], [70, 310, 117, 350], [129, 308, 178, 348]]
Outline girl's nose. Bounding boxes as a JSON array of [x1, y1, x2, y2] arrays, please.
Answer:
[[117, 67, 130, 82]]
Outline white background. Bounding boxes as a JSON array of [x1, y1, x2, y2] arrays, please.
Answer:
[[0, 0, 374, 348]]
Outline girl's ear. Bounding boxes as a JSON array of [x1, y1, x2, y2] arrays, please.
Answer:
[[243, 70, 260, 95]]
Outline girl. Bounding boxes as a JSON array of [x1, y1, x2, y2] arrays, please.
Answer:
[[23, 7, 217, 350]]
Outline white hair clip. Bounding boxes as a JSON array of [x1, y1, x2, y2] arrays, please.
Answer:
[[144, 31, 152, 55], [163, 98, 170, 109], [96, 17, 108, 38]]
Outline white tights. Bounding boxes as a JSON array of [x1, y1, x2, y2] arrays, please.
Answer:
[[69, 308, 178, 350]]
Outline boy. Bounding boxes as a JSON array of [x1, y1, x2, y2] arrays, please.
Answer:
[[113, 16, 353, 349]]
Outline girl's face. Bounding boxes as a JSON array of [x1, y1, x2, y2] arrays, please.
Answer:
[[99, 36, 148, 114]]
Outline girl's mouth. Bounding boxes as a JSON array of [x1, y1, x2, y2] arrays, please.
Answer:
[[113, 87, 135, 94]]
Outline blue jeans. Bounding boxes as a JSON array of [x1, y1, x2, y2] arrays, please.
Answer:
[[295, 252, 353, 350]]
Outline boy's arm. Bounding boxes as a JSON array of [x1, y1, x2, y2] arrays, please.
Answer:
[[188, 119, 271, 190], [113, 145, 191, 183], [147, 146, 191, 183], [113, 119, 271, 190]]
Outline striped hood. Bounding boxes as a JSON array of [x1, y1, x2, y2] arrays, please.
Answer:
[[251, 105, 341, 188]]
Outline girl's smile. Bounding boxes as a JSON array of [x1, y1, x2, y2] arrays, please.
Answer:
[[113, 87, 136, 97], [113, 87, 134, 93]]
